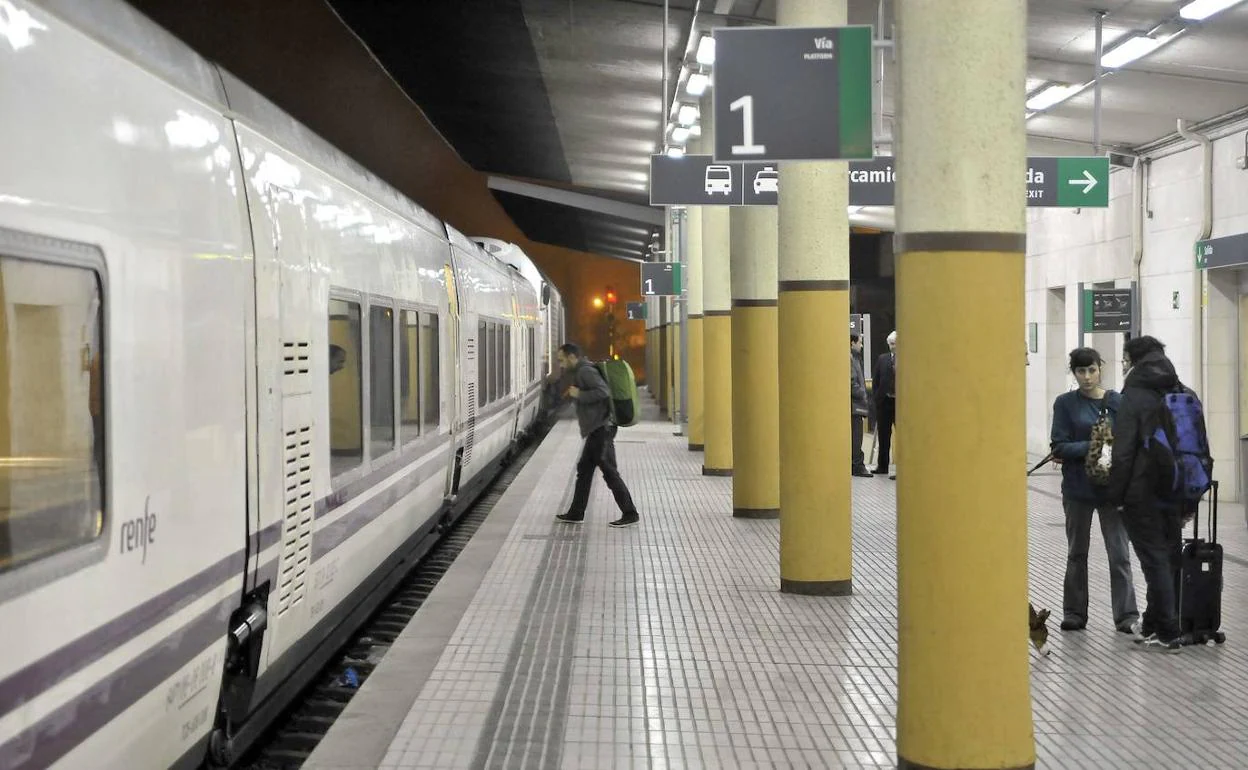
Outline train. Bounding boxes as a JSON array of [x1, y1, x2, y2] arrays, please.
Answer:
[[0, 1, 567, 768]]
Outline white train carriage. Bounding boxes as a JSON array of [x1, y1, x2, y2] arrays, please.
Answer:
[[0, 1, 565, 768]]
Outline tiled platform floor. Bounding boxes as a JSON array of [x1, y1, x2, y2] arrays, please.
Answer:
[[306, 407, 1248, 770]]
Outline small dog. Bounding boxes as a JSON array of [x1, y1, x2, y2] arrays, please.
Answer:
[[1029, 602, 1051, 656]]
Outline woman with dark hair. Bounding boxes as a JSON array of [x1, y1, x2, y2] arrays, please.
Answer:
[[1049, 347, 1140, 633]]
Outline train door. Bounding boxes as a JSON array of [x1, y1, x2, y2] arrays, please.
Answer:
[[442, 261, 465, 500]]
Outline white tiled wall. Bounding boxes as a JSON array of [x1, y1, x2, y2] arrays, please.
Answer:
[[1026, 126, 1248, 503]]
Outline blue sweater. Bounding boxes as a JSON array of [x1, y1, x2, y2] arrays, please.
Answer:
[[1050, 389, 1122, 503]]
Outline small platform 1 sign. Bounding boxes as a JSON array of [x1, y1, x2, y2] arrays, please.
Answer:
[[1082, 288, 1133, 332], [625, 302, 647, 321], [1196, 231, 1248, 270], [712, 25, 873, 163], [641, 262, 682, 297]]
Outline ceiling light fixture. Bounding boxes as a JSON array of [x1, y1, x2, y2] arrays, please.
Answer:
[[686, 72, 710, 96], [1025, 82, 1087, 111], [671, 125, 691, 143], [677, 104, 699, 126], [667, 146, 685, 158], [1100, 33, 1178, 68], [690, 123, 702, 137], [1179, 0, 1246, 21], [696, 34, 715, 65]]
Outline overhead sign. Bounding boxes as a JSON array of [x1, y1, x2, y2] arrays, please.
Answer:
[[625, 302, 647, 321], [1027, 156, 1109, 208], [712, 25, 873, 163], [849, 314, 863, 335], [1082, 288, 1132, 333], [1196, 231, 1248, 270], [651, 155, 1107, 208], [641, 262, 682, 297]]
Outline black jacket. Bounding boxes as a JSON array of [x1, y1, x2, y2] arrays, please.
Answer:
[[1106, 350, 1179, 508], [872, 351, 896, 403]]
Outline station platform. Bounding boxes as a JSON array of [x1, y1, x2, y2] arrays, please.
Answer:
[[303, 405, 1248, 770]]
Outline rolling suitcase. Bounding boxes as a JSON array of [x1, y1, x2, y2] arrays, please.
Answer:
[[1177, 479, 1227, 646]]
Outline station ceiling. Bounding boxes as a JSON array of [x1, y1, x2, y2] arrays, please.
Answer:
[[326, 0, 1248, 260]]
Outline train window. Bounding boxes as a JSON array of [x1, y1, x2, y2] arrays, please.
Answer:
[[487, 322, 498, 405], [477, 319, 487, 408], [399, 309, 420, 445], [420, 312, 439, 429], [0, 259, 106, 575], [528, 324, 536, 384], [504, 325, 512, 396], [328, 298, 363, 477], [368, 303, 395, 459]]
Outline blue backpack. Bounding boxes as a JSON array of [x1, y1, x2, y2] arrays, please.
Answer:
[[1143, 384, 1214, 508]]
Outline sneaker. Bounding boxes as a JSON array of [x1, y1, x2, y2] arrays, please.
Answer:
[[1138, 635, 1182, 653], [1061, 616, 1086, 631], [555, 513, 584, 524], [608, 513, 639, 527]]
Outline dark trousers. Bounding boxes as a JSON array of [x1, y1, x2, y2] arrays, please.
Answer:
[[851, 414, 867, 471], [1123, 501, 1183, 641], [1062, 498, 1138, 626], [568, 425, 637, 518], [874, 397, 896, 470]]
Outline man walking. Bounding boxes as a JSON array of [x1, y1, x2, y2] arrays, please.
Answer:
[[850, 334, 872, 477], [554, 343, 640, 527], [1107, 335, 1189, 653]]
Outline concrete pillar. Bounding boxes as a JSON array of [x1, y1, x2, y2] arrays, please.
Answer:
[[776, 0, 851, 594], [700, 95, 733, 476], [894, 1, 1034, 768], [729, 203, 780, 518], [687, 140, 706, 451]]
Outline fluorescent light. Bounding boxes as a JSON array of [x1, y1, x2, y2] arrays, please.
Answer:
[[1180, 0, 1244, 20], [689, 123, 702, 137], [696, 34, 715, 65], [671, 126, 691, 143], [1025, 82, 1085, 111], [677, 104, 699, 126], [667, 146, 685, 158], [1025, 111, 1037, 120], [686, 72, 710, 96], [1101, 33, 1176, 68], [848, 206, 863, 215]]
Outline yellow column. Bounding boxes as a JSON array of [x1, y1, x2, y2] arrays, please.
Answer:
[[895, 1, 1034, 768], [776, 0, 851, 592], [687, 143, 706, 451], [700, 95, 733, 476], [729, 205, 780, 518]]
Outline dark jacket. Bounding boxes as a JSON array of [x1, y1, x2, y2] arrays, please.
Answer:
[[1107, 350, 1180, 508], [872, 351, 896, 404], [851, 354, 869, 416], [569, 358, 612, 438], [1050, 389, 1122, 503]]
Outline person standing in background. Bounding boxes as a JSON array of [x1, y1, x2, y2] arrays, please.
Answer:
[[872, 331, 897, 476], [850, 334, 872, 477]]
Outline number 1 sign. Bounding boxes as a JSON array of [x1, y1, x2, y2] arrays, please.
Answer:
[[641, 262, 682, 297], [712, 25, 874, 163]]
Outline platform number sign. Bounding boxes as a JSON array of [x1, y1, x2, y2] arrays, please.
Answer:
[[625, 302, 647, 321], [712, 25, 874, 163], [641, 262, 682, 297]]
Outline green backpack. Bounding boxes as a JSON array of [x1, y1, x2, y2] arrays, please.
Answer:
[[594, 358, 640, 427]]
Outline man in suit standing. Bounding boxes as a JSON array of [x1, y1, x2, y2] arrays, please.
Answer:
[[872, 330, 898, 476], [850, 334, 872, 477]]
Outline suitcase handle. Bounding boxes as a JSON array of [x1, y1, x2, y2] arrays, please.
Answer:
[[1194, 480, 1218, 543]]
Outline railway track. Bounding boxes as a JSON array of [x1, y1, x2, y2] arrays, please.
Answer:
[[235, 419, 553, 769]]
